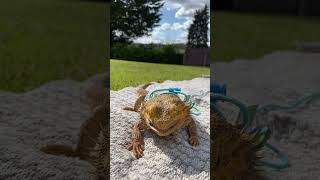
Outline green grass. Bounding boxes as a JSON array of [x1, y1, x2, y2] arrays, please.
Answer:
[[0, 0, 109, 92], [110, 60, 210, 90], [212, 11, 320, 62]]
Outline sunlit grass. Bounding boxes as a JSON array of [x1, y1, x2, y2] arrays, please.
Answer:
[[212, 11, 320, 62], [111, 59, 210, 90], [0, 0, 108, 92]]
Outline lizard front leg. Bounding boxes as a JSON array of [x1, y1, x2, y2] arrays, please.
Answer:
[[124, 86, 148, 112], [123, 95, 146, 112], [127, 120, 145, 158], [186, 118, 199, 146]]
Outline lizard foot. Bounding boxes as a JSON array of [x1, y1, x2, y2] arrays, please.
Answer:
[[189, 136, 199, 146], [127, 140, 144, 158]]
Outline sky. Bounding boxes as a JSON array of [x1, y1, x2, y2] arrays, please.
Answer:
[[133, 0, 210, 45]]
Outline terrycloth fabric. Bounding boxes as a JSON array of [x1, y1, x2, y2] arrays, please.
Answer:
[[212, 51, 320, 180], [110, 78, 210, 180], [0, 75, 106, 180]]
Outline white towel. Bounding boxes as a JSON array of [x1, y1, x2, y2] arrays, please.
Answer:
[[110, 78, 210, 180]]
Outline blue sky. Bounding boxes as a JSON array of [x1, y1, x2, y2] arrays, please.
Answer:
[[134, 0, 210, 45]]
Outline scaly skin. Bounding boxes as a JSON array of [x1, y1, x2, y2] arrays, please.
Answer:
[[211, 112, 262, 180], [124, 83, 199, 159]]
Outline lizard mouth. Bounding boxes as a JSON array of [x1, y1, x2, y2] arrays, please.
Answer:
[[146, 118, 184, 137]]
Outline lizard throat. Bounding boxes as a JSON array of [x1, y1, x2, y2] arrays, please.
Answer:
[[146, 118, 185, 137]]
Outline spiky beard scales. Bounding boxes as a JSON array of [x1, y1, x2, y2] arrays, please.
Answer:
[[211, 112, 263, 180]]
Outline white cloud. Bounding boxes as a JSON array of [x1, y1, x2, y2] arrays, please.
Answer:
[[176, 31, 188, 43], [134, 26, 187, 44], [158, 19, 192, 32], [134, 27, 164, 44], [159, 23, 171, 31], [134, 36, 161, 44], [165, 0, 210, 19], [175, 7, 196, 19], [134, 0, 210, 45]]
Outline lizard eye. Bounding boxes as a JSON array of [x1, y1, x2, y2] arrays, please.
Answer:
[[149, 122, 154, 127]]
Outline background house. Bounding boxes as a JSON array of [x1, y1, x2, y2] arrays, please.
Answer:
[[183, 48, 210, 66]]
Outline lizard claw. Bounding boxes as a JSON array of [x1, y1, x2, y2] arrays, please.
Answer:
[[128, 141, 144, 158], [189, 136, 199, 146]]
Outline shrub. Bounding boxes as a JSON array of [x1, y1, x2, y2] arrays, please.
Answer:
[[111, 43, 184, 64]]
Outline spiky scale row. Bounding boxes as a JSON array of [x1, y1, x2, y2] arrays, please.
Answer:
[[211, 112, 263, 180]]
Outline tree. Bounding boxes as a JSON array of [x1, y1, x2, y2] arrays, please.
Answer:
[[111, 0, 163, 44], [187, 5, 209, 48]]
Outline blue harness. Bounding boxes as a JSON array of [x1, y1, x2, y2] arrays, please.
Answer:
[[211, 83, 290, 170], [144, 88, 206, 116]]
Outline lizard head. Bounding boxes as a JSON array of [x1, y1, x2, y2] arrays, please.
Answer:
[[140, 94, 191, 136]]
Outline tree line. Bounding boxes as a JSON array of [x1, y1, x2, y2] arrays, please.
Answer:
[[111, 0, 209, 63]]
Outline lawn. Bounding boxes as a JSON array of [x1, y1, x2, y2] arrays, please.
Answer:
[[110, 60, 210, 90], [0, 0, 109, 92], [212, 11, 320, 62]]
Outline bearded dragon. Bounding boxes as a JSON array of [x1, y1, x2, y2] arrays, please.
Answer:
[[124, 83, 199, 159]]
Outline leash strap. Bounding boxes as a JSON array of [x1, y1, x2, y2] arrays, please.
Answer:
[[145, 87, 205, 116], [211, 83, 290, 170]]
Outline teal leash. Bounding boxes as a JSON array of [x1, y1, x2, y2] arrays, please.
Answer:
[[256, 143, 290, 170], [255, 93, 320, 170], [258, 93, 320, 114], [211, 93, 290, 170], [145, 88, 210, 116], [211, 83, 320, 170]]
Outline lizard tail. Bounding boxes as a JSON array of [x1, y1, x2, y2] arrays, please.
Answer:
[[137, 83, 152, 97], [137, 81, 164, 96], [40, 145, 80, 158], [140, 83, 152, 90]]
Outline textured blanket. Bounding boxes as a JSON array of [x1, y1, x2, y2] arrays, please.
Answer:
[[110, 78, 210, 180], [0, 76, 209, 179], [0, 75, 103, 180], [212, 51, 320, 180]]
